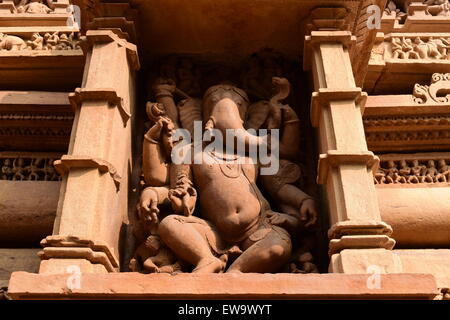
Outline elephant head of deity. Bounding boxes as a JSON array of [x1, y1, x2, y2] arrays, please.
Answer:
[[201, 84, 268, 152]]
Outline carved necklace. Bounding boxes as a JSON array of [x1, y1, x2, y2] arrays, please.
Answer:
[[209, 150, 241, 178]]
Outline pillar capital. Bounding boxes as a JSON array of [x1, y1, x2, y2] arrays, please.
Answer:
[[317, 151, 379, 185], [69, 88, 131, 126], [81, 29, 140, 71], [54, 155, 121, 191], [303, 31, 356, 71], [311, 88, 367, 127]]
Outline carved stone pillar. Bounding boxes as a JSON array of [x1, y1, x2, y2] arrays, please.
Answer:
[[304, 30, 400, 273], [38, 30, 139, 274]]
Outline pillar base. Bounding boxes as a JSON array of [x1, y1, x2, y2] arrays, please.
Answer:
[[39, 236, 119, 273], [329, 249, 402, 274], [7, 272, 439, 300], [39, 259, 108, 274]]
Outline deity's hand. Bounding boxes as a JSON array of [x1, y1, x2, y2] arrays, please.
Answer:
[[145, 116, 174, 144], [267, 212, 298, 230], [139, 188, 160, 224], [169, 184, 197, 217], [299, 199, 318, 228]]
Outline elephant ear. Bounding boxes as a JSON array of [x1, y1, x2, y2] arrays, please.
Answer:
[[245, 100, 271, 130], [178, 98, 203, 137]]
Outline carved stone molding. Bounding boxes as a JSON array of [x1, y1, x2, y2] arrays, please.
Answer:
[[39, 235, 120, 272], [364, 115, 450, 127], [0, 91, 73, 151], [363, 92, 450, 152]]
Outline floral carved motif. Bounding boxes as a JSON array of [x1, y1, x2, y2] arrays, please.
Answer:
[[413, 73, 450, 103]]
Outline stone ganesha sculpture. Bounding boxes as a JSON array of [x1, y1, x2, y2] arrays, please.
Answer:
[[133, 77, 318, 274]]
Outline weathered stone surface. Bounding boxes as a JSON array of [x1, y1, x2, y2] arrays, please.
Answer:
[[132, 0, 378, 67], [377, 185, 450, 247], [0, 249, 40, 288], [0, 181, 59, 245], [7, 272, 439, 300], [395, 249, 450, 289]]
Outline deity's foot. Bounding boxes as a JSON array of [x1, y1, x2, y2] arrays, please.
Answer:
[[192, 257, 225, 273]]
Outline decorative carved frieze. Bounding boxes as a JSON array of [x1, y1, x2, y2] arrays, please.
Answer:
[[366, 129, 450, 142], [366, 33, 450, 94], [0, 91, 74, 151], [364, 115, 450, 127], [0, 0, 71, 14], [0, 31, 80, 51], [363, 81, 450, 152], [0, 152, 62, 181], [374, 153, 450, 184], [389, 35, 450, 60]]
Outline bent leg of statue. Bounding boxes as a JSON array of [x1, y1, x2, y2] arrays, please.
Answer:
[[227, 229, 292, 273], [158, 215, 226, 273]]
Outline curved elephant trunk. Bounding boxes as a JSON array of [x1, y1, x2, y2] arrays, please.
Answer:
[[206, 98, 267, 151]]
